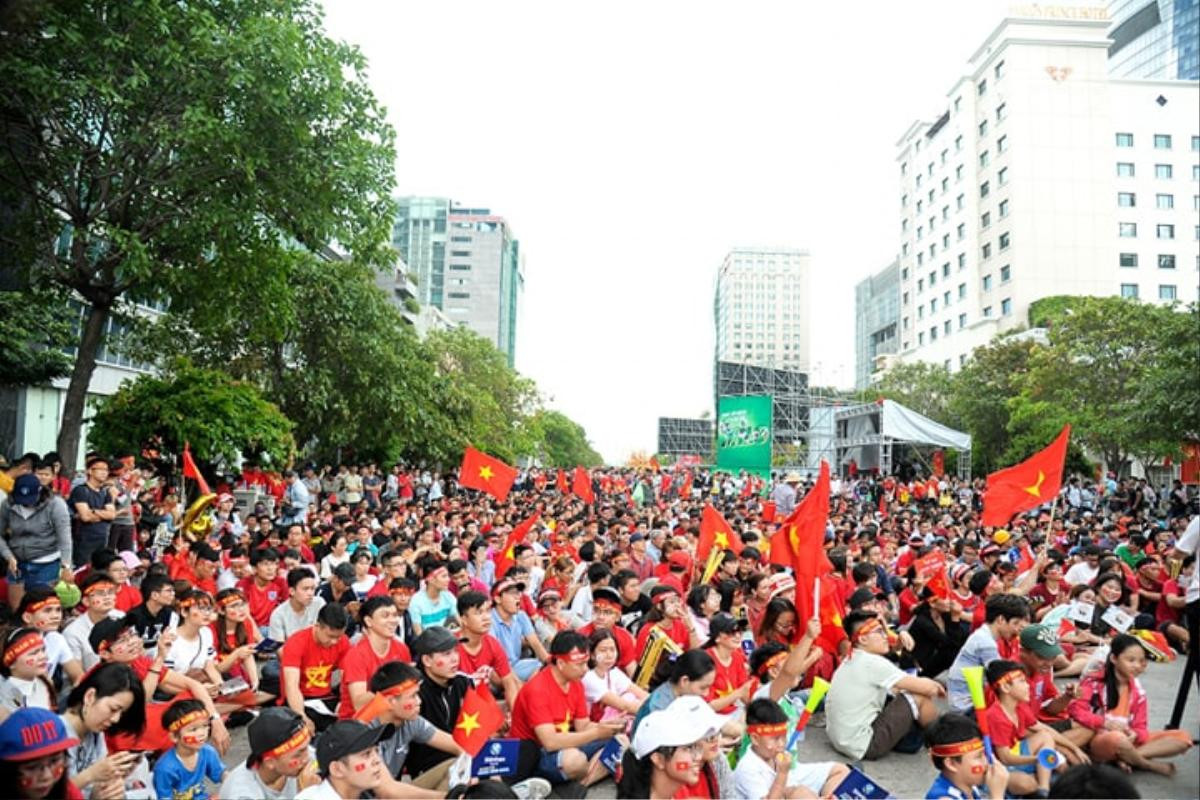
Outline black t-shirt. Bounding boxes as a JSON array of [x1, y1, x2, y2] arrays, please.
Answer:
[[69, 484, 112, 539], [125, 602, 177, 652], [621, 595, 652, 631], [406, 673, 471, 775]]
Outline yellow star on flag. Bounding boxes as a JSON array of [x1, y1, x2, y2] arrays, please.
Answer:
[[457, 712, 480, 737], [715, 684, 734, 698], [1023, 470, 1045, 497], [556, 712, 572, 733], [478, 465, 494, 481], [714, 531, 730, 549]]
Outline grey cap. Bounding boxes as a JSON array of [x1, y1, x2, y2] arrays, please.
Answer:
[[411, 625, 458, 658], [332, 562, 355, 583]]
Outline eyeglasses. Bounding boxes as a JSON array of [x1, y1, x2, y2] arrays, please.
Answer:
[[17, 751, 66, 776]]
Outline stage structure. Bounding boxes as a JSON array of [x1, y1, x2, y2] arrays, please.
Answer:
[[656, 417, 714, 461], [834, 399, 972, 479], [713, 361, 854, 471]]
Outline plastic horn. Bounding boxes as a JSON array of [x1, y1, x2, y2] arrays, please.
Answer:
[[701, 548, 724, 585], [1037, 748, 1063, 770], [786, 677, 831, 750], [961, 666, 994, 763]]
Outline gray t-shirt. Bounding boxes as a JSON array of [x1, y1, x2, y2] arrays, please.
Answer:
[[369, 716, 436, 777], [219, 762, 300, 800], [825, 649, 906, 761], [945, 624, 999, 712], [267, 596, 326, 642]]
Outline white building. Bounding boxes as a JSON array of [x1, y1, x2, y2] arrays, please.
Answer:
[[713, 247, 812, 373], [894, 10, 1199, 371]]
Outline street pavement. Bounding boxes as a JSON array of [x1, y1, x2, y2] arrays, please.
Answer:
[[220, 655, 1198, 798]]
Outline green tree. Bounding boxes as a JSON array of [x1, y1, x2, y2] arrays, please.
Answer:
[[532, 409, 602, 468], [873, 361, 958, 426], [0, 0, 396, 468], [948, 336, 1036, 475], [87, 360, 294, 468], [0, 285, 73, 386]]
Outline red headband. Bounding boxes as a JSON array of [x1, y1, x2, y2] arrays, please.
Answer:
[[167, 709, 210, 733], [83, 581, 116, 597], [554, 648, 589, 664], [931, 738, 984, 758], [3, 632, 43, 666], [218, 593, 245, 608], [263, 728, 311, 760], [854, 617, 884, 643], [747, 722, 788, 736], [756, 651, 788, 677], [652, 590, 679, 605], [379, 679, 420, 698], [23, 597, 60, 615], [995, 669, 1025, 688]]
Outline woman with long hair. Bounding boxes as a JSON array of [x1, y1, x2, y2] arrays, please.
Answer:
[[60, 663, 146, 799], [161, 589, 222, 687], [685, 585, 721, 643], [211, 589, 261, 690], [1068, 633, 1192, 774], [582, 629, 646, 722], [907, 593, 970, 679], [631, 650, 716, 736], [0, 707, 83, 799], [756, 597, 798, 647], [1088, 573, 1135, 639], [0, 628, 56, 712]]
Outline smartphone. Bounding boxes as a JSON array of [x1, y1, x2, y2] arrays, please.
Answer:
[[254, 638, 283, 654]]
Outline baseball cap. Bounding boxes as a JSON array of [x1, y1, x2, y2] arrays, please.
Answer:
[[592, 587, 622, 611], [248, 707, 309, 765], [411, 626, 458, 659], [668, 550, 691, 570], [629, 533, 645, 543], [632, 695, 723, 758], [314, 720, 384, 774], [0, 707, 79, 761], [705, 612, 745, 644], [10, 474, 41, 507], [537, 586, 561, 605], [1019, 623, 1063, 659], [491, 576, 526, 597], [218, 493, 235, 504], [88, 617, 136, 654], [332, 563, 355, 583]]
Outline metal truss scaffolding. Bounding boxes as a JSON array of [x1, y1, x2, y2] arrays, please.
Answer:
[[657, 417, 714, 461]]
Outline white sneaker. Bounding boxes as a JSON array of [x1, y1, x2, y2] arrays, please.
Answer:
[[511, 777, 552, 799]]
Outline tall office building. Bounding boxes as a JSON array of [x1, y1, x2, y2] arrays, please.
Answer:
[[893, 11, 1198, 371], [1107, 0, 1199, 80], [713, 247, 812, 373], [854, 261, 901, 390], [392, 197, 523, 365]]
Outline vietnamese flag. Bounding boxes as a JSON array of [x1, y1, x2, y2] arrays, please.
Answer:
[[761, 501, 776, 523], [459, 447, 518, 502], [697, 504, 744, 564], [181, 442, 211, 495], [494, 512, 540, 579], [453, 683, 505, 756], [981, 425, 1070, 527], [679, 470, 693, 499], [769, 461, 833, 622], [572, 467, 595, 505], [557, 469, 569, 495], [659, 473, 673, 497]]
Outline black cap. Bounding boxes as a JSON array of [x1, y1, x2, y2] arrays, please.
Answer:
[[88, 617, 135, 654], [848, 587, 883, 610], [411, 626, 458, 659], [248, 707, 307, 764], [332, 562, 355, 583], [315, 720, 383, 774], [706, 612, 744, 641]]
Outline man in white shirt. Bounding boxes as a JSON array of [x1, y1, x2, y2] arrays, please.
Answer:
[[1064, 545, 1102, 586], [269, 568, 325, 642], [62, 572, 124, 671], [220, 707, 318, 799]]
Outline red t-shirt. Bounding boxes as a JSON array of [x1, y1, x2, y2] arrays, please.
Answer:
[[986, 701, 1038, 748], [1157, 579, 1183, 625], [1023, 668, 1064, 722], [114, 583, 143, 613], [636, 618, 690, 654], [280, 626, 350, 700], [897, 587, 921, 626], [508, 666, 588, 743], [338, 636, 412, 719], [578, 623, 636, 670], [457, 635, 513, 687], [237, 575, 288, 627], [705, 648, 749, 714]]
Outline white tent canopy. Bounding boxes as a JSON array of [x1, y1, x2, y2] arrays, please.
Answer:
[[881, 399, 971, 450], [834, 399, 971, 477]]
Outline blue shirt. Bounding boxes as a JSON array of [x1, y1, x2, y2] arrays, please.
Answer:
[[153, 744, 224, 800], [490, 608, 535, 663], [926, 772, 984, 799], [410, 589, 457, 630]]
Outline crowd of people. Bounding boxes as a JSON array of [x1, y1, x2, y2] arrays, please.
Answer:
[[0, 450, 1196, 800]]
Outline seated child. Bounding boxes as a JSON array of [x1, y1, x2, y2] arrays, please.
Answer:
[[152, 698, 225, 800], [924, 713, 1009, 800], [732, 698, 848, 799], [984, 659, 1082, 797]]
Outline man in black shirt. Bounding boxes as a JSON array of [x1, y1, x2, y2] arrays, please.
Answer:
[[68, 455, 116, 568], [123, 572, 178, 656], [405, 626, 471, 781]]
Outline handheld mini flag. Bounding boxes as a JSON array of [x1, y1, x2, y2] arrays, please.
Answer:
[[453, 684, 505, 757], [459, 447, 518, 502]]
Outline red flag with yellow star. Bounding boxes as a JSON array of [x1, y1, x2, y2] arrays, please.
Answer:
[[453, 683, 504, 756], [494, 511, 540, 579], [459, 447, 518, 502], [767, 461, 833, 622], [697, 504, 744, 564], [572, 466, 595, 504], [981, 425, 1070, 527]]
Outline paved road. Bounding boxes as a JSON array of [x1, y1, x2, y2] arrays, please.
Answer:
[[220, 655, 1198, 798]]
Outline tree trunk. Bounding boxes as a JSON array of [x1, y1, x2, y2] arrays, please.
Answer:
[[55, 302, 110, 474]]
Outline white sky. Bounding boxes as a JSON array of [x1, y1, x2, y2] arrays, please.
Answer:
[[321, 0, 1018, 463]]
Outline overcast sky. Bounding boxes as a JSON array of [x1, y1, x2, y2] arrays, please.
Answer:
[[321, 0, 1019, 463]]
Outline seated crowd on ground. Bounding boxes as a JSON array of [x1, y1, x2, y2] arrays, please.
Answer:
[[0, 452, 1195, 799]]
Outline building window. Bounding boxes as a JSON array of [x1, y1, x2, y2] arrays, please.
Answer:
[[994, 60, 1005, 79], [917, 200, 924, 214], [959, 313, 967, 328], [1194, 165, 1199, 180], [1157, 224, 1175, 239], [999, 199, 1009, 218], [955, 135, 963, 152], [942, 262, 950, 278], [1118, 192, 1136, 207], [944, 289, 951, 305], [979, 120, 988, 137], [1159, 284, 1177, 300], [1116, 132, 1133, 147], [1119, 222, 1137, 237], [984, 306, 993, 317], [918, 278, 924, 292], [978, 79, 987, 95], [1000, 265, 1011, 282], [449, 250, 471, 257], [902, 219, 909, 232], [957, 253, 966, 269], [980, 181, 990, 198], [998, 167, 1008, 185], [944, 320, 952, 335], [996, 103, 1007, 122], [1156, 193, 1174, 209], [1195, 195, 1200, 211], [901, 194, 908, 207], [1117, 162, 1135, 177], [903, 291, 909, 304], [919, 332, 925, 345], [958, 283, 967, 299], [450, 235, 473, 242], [930, 326, 938, 341], [981, 211, 991, 228], [999, 232, 1010, 250], [941, 177, 949, 193], [901, 162, 908, 176], [956, 194, 965, 210], [1154, 134, 1172, 149], [1193, 135, 1200, 151], [1001, 298, 1012, 316], [1119, 252, 1138, 268], [1158, 254, 1176, 269], [956, 165, 964, 182], [982, 243, 992, 259], [980, 151, 990, 168], [902, 243, 909, 256], [931, 298, 939, 312], [957, 223, 966, 240], [903, 317, 910, 330], [929, 270, 937, 286], [998, 135, 1008, 153], [918, 304, 924, 319], [941, 149, 948, 164], [1155, 164, 1173, 179], [1120, 283, 1139, 299], [982, 274, 993, 291], [901, 267, 908, 280]]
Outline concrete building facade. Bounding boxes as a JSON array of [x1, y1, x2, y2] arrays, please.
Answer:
[[713, 247, 812, 374], [894, 11, 1199, 371]]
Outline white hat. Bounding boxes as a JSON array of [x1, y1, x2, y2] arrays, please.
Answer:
[[631, 695, 722, 758]]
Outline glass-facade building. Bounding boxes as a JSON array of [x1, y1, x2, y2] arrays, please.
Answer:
[[1107, 0, 1199, 80], [853, 261, 900, 390]]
